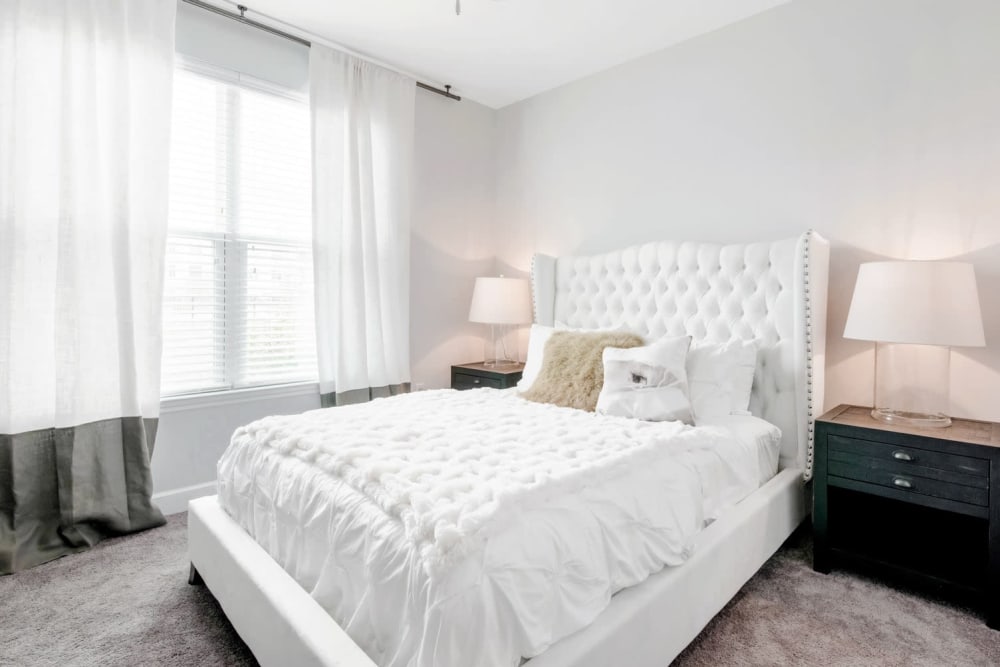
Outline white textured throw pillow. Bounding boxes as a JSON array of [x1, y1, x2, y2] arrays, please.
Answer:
[[687, 339, 758, 420], [596, 336, 693, 423]]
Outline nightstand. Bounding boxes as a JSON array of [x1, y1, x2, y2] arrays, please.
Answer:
[[451, 362, 524, 390], [813, 405, 1000, 629]]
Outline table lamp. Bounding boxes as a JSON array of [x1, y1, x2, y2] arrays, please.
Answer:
[[844, 261, 985, 427], [468, 276, 532, 367]]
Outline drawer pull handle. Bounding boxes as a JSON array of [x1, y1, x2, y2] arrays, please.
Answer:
[[892, 451, 913, 462], [892, 477, 913, 489]]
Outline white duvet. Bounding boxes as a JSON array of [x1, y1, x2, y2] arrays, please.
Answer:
[[217, 388, 778, 667]]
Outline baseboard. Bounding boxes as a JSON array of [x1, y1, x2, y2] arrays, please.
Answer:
[[153, 481, 217, 516]]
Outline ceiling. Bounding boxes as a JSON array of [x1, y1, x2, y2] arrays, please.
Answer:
[[233, 0, 790, 108]]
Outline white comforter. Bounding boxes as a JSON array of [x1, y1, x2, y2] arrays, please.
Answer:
[[217, 389, 776, 667]]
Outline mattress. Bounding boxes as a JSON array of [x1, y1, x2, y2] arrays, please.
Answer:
[[217, 389, 780, 667]]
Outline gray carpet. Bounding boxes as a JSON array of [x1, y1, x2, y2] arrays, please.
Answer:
[[2, 514, 997, 666]]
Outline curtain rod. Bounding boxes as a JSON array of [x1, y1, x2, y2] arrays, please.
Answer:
[[181, 0, 462, 101]]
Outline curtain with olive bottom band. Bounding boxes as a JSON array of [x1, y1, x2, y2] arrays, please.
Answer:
[[310, 45, 416, 407], [320, 383, 411, 408], [0, 0, 175, 573], [0, 419, 163, 574]]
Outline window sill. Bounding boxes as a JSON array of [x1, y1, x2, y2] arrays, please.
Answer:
[[160, 381, 319, 414]]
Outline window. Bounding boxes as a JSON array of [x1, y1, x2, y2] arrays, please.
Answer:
[[162, 63, 316, 396]]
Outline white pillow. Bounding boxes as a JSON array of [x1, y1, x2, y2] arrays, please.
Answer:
[[517, 324, 556, 392], [686, 339, 758, 421], [596, 336, 693, 423]]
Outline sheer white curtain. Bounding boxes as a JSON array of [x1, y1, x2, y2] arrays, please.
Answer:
[[310, 45, 416, 406], [0, 0, 175, 572]]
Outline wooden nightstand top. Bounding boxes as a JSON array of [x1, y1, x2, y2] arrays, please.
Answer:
[[452, 361, 525, 376], [818, 404, 1000, 450]]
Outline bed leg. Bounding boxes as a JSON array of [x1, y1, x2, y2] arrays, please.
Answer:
[[188, 563, 204, 586]]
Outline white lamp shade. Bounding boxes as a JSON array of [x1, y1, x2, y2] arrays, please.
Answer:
[[844, 261, 985, 347], [468, 277, 532, 325]]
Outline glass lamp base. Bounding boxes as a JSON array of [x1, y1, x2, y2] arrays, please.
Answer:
[[483, 359, 520, 368], [483, 323, 519, 368], [872, 343, 952, 429], [871, 408, 952, 429]]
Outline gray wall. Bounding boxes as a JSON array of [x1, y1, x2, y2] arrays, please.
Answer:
[[494, 0, 1000, 421]]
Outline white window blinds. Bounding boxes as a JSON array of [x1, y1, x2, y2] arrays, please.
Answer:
[[162, 63, 316, 396]]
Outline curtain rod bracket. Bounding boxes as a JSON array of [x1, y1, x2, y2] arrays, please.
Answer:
[[237, 5, 247, 18]]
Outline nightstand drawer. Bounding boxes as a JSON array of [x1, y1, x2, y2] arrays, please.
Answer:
[[452, 372, 502, 390], [828, 448, 989, 490], [828, 435, 989, 478], [828, 461, 989, 507]]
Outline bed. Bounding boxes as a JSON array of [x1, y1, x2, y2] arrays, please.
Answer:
[[188, 230, 830, 667]]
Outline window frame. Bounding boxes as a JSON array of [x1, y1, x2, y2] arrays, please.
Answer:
[[161, 56, 316, 399]]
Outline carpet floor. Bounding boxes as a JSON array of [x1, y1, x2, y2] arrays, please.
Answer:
[[2, 513, 998, 666]]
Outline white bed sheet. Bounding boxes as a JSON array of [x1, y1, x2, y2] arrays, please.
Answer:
[[217, 389, 780, 667]]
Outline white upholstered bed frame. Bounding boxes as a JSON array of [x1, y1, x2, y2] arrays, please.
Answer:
[[188, 231, 830, 667]]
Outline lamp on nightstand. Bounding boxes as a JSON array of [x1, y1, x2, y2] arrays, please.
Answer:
[[844, 261, 985, 428], [468, 276, 532, 367]]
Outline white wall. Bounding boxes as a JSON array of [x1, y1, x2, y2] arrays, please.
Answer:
[[153, 6, 496, 513], [152, 386, 320, 514], [410, 90, 497, 390], [495, 0, 1000, 421], [174, 0, 309, 93]]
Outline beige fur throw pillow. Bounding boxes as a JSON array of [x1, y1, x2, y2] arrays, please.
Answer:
[[521, 330, 645, 411]]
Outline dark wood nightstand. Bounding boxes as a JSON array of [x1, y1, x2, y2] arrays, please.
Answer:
[[451, 362, 524, 390], [813, 404, 1000, 628]]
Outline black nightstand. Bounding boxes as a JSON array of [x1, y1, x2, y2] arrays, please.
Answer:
[[813, 404, 1000, 628], [451, 362, 524, 390]]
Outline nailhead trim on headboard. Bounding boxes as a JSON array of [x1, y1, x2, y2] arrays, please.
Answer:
[[803, 230, 816, 481], [530, 254, 539, 324]]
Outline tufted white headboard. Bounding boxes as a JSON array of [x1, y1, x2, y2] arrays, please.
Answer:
[[530, 231, 829, 480]]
